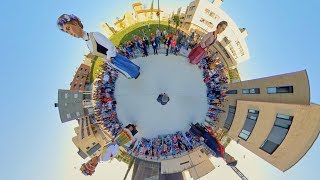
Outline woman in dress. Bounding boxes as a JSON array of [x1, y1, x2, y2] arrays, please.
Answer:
[[188, 21, 228, 65], [57, 14, 140, 79]]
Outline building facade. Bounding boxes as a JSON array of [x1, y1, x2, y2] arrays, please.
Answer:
[[72, 116, 108, 159], [102, 1, 170, 33], [178, 0, 250, 67], [132, 158, 164, 180], [101, 23, 117, 38], [114, 12, 137, 31], [217, 70, 320, 171], [132, 2, 167, 23], [70, 64, 91, 92], [132, 158, 186, 180], [56, 89, 93, 123], [161, 147, 214, 179]]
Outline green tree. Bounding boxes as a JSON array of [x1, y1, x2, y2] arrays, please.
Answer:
[[228, 68, 241, 81], [173, 15, 180, 30]]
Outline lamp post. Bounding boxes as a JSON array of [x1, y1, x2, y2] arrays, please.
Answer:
[[158, 0, 160, 28]]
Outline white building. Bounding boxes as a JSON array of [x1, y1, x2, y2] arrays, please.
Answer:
[[180, 0, 250, 66], [101, 23, 116, 38]]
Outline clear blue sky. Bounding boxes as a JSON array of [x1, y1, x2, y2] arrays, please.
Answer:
[[0, 0, 319, 180]]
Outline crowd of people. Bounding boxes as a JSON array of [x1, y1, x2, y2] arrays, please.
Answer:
[[201, 54, 229, 126], [57, 13, 235, 175], [89, 21, 230, 161], [126, 131, 202, 161], [92, 65, 124, 136], [121, 48, 229, 161], [115, 27, 198, 59]]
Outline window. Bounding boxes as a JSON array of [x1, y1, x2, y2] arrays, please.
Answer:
[[86, 147, 90, 150], [274, 114, 293, 129], [224, 106, 236, 130], [83, 94, 91, 100], [74, 93, 78, 98], [238, 109, 259, 140], [242, 88, 260, 94], [189, 6, 196, 11], [87, 143, 102, 156], [87, 126, 91, 136], [79, 84, 82, 88], [76, 112, 80, 116], [80, 68, 83, 71], [73, 84, 77, 88], [239, 129, 250, 140], [267, 86, 293, 94], [64, 93, 68, 99], [92, 142, 96, 146], [260, 114, 293, 154], [187, 15, 192, 19], [199, 18, 214, 28], [226, 90, 237, 94], [67, 113, 71, 119]]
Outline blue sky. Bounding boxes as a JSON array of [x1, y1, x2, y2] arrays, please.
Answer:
[[0, 0, 319, 180]]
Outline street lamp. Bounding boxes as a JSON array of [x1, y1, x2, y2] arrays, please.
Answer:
[[158, 0, 160, 28]]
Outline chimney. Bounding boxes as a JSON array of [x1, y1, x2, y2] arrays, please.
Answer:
[[212, 0, 223, 8], [239, 28, 248, 38]]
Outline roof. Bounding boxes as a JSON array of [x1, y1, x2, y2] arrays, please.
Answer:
[[132, 2, 142, 7], [136, 9, 163, 13], [115, 16, 125, 25]]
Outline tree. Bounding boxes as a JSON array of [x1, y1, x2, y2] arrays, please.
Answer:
[[173, 15, 180, 30], [228, 68, 241, 82]]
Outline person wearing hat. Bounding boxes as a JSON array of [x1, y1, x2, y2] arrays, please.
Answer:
[[80, 142, 119, 176], [80, 124, 138, 176], [57, 14, 140, 79]]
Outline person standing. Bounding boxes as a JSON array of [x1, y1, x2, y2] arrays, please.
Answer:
[[57, 14, 140, 79], [139, 38, 148, 57], [151, 34, 158, 55], [170, 37, 177, 55], [157, 93, 170, 105], [163, 28, 167, 37], [188, 21, 228, 65], [164, 36, 171, 56]]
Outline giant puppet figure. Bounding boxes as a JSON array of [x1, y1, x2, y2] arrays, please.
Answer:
[[189, 123, 238, 167], [188, 21, 228, 65], [57, 14, 140, 79], [80, 124, 137, 176]]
